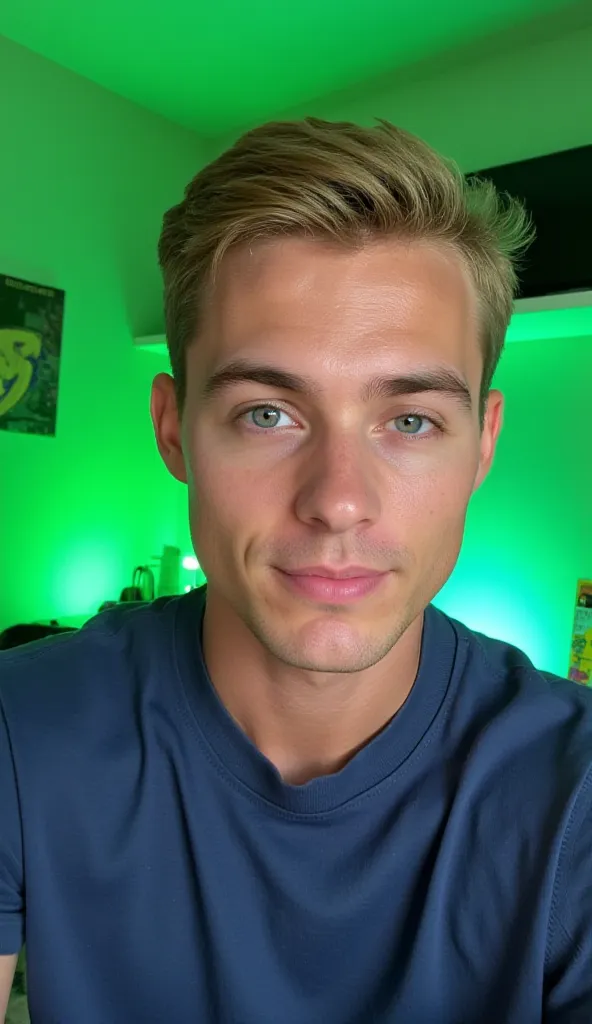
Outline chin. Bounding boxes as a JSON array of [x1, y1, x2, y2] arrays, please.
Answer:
[[260, 613, 398, 674]]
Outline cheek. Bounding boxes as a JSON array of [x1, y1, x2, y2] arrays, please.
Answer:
[[387, 456, 476, 543], [186, 447, 282, 567]]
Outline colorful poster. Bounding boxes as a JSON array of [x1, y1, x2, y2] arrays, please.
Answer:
[[0, 273, 65, 437], [568, 580, 592, 686]]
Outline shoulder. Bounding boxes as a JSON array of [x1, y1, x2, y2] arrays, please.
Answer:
[[0, 595, 187, 738], [0, 592, 207, 851], [440, 607, 592, 793], [437, 616, 592, 1002], [453, 610, 592, 717]]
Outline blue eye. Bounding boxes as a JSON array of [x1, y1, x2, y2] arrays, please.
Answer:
[[392, 414, 432, 436], [245, 405, 293, 429], [239, 407, 438, 436]]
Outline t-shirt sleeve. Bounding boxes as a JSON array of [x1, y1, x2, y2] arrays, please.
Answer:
[[545, 772, 592, 1021], [0, 697, 24, 955]]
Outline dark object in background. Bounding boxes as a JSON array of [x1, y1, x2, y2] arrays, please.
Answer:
[[0, 621, 75, 651], [472, 145, 592, 300]]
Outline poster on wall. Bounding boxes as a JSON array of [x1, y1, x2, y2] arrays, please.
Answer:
[[0, 273, 65, 437], [568, 580, 592, 686]]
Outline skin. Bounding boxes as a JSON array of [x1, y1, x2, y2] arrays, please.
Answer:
[[151, 237, 503, 785]]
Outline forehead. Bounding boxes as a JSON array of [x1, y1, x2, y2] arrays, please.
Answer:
[[192, 236, 482, 388]]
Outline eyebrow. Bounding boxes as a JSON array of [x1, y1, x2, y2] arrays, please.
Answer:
[[201, 358, 473, 411]]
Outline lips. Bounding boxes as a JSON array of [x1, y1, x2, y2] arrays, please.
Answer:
[[282, 566, 385, 579], [276, 566, 388, 603]]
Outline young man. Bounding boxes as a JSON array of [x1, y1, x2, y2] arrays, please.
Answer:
[[1, 119, 590, 1023]]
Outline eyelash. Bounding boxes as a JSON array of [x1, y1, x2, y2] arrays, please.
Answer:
[[237, 404, 444, 440]]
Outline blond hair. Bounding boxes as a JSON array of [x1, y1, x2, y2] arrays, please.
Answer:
[[158, 118, 533, 412]]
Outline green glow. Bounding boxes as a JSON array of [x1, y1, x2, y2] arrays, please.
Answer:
[[0, 34, 202, 632], [506, 305, 592, 343], [0, 0, 575, 136], [138, 304, 592, 361], [1, 31, 591, 678], [438, 331, 592, 676]]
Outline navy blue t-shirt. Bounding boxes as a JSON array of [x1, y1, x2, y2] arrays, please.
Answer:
[[1, 588, 592, 1023]]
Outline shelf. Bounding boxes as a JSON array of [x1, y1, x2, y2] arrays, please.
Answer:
[[133, 291, 592, 355], [134, 334, 168, 355]]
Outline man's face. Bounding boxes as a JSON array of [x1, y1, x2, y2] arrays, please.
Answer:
[[153, 237, 503, 674]]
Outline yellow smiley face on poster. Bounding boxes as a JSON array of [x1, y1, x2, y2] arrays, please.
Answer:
[[0, 328, 42, 417]]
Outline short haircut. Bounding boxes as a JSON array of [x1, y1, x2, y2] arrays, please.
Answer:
[[159, 118, 533, 413]]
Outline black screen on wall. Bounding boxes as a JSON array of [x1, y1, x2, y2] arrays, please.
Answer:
[[472, 145, 592, 301]]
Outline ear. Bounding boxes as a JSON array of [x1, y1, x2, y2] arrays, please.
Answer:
[[150, 373, 187, 484], [473, 389, 504, 493]]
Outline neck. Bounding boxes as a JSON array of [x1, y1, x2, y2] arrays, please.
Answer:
[[201, 591, 424, 786]]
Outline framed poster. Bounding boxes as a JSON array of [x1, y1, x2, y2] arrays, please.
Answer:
[[0, 273, 65, 437], [568, 580, 592, 686]]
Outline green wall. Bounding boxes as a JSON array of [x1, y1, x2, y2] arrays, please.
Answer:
[[436, 335, 592, 676], [0, 35, 205, 631], [2, 23, 591, 676], [283, 17, 592, 170]]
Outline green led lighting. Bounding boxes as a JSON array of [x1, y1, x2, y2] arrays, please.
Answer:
[[506, 305, 592, 343], [136, 340, 168, 357], [135, 303, 592, 360], [3, 26, 590, 675]]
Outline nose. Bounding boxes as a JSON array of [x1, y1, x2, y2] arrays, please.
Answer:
[[293, 433, 382, 534]]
